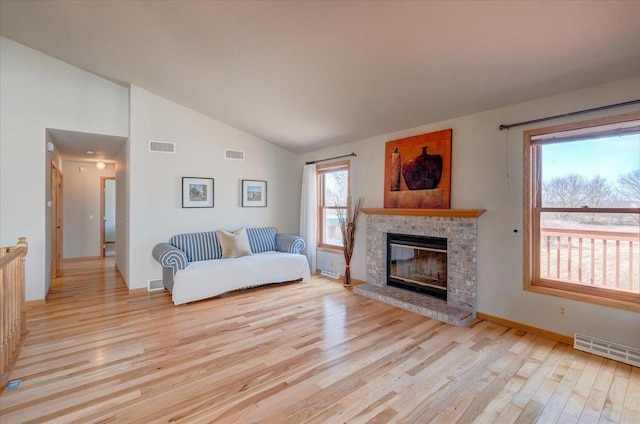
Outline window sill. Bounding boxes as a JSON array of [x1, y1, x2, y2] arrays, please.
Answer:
[[524, 284, 640, 313], [317, 246, 344, 255]]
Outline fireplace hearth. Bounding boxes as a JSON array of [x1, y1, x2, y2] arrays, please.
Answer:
[[354, 208, 485, 327], [387, 233, 447, 301]]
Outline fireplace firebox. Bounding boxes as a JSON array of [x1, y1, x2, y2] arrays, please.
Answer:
[[387, 233, 447, 301]]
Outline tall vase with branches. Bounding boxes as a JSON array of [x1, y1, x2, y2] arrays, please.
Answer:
[[337, 197, 364, 287]]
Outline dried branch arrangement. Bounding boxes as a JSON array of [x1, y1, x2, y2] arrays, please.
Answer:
[[337, 197, 364, 287]]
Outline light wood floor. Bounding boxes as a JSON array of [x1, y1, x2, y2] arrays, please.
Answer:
[[1, 258, 638, 423]]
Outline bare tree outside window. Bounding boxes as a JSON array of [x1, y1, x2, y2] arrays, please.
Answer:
[[326, 170, 348, 207], [543, 174, 612, 208], [617, 169, 640, 223], [617, 169, 640, 206], [543, 174, 586, 208]]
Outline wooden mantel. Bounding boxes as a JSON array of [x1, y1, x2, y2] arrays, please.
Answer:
[[361, 208, 486, 218]]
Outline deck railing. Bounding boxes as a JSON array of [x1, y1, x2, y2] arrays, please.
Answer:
[[540, 228, 639, 292], [0, 237, 28, 385]]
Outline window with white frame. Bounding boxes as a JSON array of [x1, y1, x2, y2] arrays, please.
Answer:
[[523, 112, 640, 310], [317, 161, 350, 250]]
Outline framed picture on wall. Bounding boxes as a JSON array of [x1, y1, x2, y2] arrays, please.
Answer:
[[182, 177, 214, 208], [384, 128, 452, 209], [242, 180, 267, 207]]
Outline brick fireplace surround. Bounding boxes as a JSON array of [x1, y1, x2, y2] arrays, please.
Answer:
[[354, 208, 486, 327]]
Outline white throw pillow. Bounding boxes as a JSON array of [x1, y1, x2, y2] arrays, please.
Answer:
[[217, 227, 253, 259]]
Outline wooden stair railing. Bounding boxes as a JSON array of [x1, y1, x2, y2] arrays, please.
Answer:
[[0, 237, 28, 390]]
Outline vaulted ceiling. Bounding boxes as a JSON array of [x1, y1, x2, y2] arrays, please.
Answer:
[[2, 1, 639, 153]]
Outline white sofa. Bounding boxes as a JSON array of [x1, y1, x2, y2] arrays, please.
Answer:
[[152, 227, 310, 305]]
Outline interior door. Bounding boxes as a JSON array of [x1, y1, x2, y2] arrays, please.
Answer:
[[51, 162, 63, 278]]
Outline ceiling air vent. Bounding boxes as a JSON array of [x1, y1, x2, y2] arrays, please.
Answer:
[[225, 149, 245, 160], [149, 140, 176, 154]]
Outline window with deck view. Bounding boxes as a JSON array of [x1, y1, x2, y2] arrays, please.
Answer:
[[524, 112, 640, 309], [317, 162, 350, 250]]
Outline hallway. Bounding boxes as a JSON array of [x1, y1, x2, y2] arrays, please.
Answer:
[[48, 257, 126, 301]]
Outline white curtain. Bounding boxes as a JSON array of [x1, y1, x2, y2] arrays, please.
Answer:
[[300, 164, 317, 273]]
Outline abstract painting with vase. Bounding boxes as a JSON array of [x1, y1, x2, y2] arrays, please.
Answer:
[[384, 129, 452, 208]]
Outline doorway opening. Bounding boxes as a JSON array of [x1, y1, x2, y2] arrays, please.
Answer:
[[101, 177, 116, 257], [50, 161, 63, 278]]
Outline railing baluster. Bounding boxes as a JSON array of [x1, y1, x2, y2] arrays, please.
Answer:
[[590, 238, 595, 284], [556, 236, 561, 279], [630, 241, 634, 292], [578, 237, 583, 283], [567, 236, 572, 280], [546, 236, 551, 277], [615, 240, 620, 288], [9, 263, 15, 362], [602, 240, 607, 286]]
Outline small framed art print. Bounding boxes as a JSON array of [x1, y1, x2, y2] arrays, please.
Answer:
[[242, 180, 267, 207], [182, 177, 214, 208]]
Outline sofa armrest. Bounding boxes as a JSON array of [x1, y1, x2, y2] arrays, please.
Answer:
[[275, 234, 305, 254], [152, 243, 188, 272]]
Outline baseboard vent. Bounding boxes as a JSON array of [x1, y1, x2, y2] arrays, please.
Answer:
[[149, 140, 176, 153], [148, 279, 164, 292], [574, 333, 640, 367], [225, 149, 245, 160], [320, 269, 340, 279]]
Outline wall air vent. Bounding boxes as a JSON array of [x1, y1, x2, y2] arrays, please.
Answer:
[[225, 149, 245, 160], [320, 269, 340, 279], [574, 333, 640, 367], [148, 279, 164, 292], [149, 140, 176, 153]]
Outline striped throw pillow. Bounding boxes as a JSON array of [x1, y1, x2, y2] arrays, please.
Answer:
[[246, 227, 277, 253], [170, 231, 222, 262]]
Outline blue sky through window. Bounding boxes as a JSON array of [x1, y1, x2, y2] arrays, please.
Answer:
[[541, 134, 640, 183]]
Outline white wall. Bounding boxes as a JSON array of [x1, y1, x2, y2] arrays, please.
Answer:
[[0, 37, 129, 300], [301, 76, 640, 348], [62, 161, 115, 258], [128, 86, 300, 290], [115, 143, 129, 283]]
